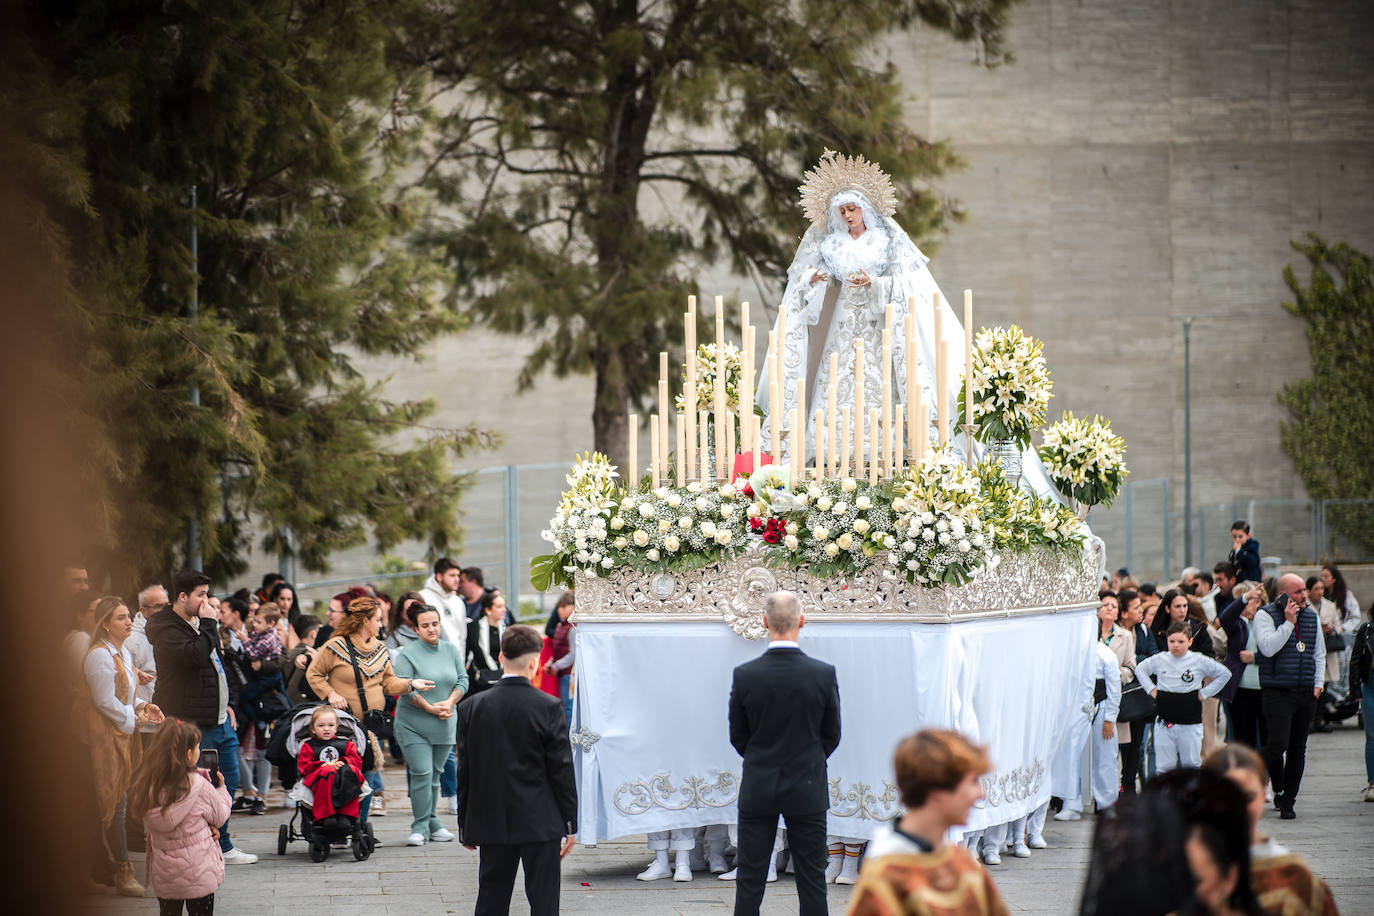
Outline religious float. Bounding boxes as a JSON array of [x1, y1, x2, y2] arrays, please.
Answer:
[[532, 153, 1130, 845]]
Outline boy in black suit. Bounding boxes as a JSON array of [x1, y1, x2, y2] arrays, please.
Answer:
[[457, 625, 577, 916], [729, 590, 842, 916]]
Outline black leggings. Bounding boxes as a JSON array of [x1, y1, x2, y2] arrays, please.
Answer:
[[158, 895, 214, 916], [1118, 739, 1141, 795]]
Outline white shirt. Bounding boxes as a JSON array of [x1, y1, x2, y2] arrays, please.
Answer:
[[766, 640, 800, 651], [83, 640, 140, 735], [1134, 650, 1232, 700], [1253, 604, 1326, 689], [421, 575, 468, 661], [126, 613, 158, 733], [1200, 589, 1220, 623]]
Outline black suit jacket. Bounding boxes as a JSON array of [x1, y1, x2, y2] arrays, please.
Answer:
[[728, 646, 841, 815], [456, 676, 577, 845]]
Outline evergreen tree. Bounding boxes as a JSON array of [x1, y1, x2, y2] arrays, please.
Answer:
[[8, 0, 485, 589], [405, 0, 1018, 470], [1278, 234, 1374, 556]]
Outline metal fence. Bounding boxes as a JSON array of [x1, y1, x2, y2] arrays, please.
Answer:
[[1087, 479, 1374, 583], [297, 464, 1371, 609]]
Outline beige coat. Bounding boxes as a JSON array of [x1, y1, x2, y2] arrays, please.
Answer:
[[1105, 625, 1136, 744]]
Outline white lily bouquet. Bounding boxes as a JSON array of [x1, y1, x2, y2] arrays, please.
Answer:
[[1038, 412, 1129, 509], [888, 449, 995, 586], [961, 325, 1053, 448], [975, 460, 1086, 553], [676, 342, 745, 413], [536, 452, 620, 588]]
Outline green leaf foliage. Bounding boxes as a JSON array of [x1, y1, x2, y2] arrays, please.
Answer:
[[404, 0, 1019, 469], [8, 0, 489, 589], [1278, 235, 1374, 555]]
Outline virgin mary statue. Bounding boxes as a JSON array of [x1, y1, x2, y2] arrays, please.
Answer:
[[757, 151, 1057, 497]]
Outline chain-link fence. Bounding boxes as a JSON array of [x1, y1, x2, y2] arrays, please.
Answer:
[[1089, 479, 1373, 583], [293, 464, 1371, 609]]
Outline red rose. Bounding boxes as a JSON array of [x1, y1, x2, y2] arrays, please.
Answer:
[[762, 529, 782, 545], [750, 517, 764, 532]]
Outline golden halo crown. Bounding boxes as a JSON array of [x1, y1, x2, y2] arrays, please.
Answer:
[[798, 150, 897, 230]]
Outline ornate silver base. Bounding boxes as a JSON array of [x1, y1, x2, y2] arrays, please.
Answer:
[[988, 437, 1024, 488], [573, 540, 1104, 639]]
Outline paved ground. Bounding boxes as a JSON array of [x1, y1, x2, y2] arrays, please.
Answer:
[[82, 724, 1373, 915]]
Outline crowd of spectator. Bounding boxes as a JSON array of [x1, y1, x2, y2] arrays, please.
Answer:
[[65, 557, 577, 911]]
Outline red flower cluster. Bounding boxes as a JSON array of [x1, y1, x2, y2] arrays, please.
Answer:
[[758, 517, 786, 544]]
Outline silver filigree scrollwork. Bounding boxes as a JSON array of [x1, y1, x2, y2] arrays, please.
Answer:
[[575, 541, 1100, 632], [569, 727, 601, 752], [979, 760, 1045, 808], [828, 778, 901, 821], [614, 770, 741, 815]]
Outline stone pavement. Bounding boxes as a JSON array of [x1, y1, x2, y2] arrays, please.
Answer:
[[81, 724, 1373, 915]]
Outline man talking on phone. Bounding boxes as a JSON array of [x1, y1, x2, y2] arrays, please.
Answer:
[[457, 625, 576, 916], [147, 569, 258, 865]]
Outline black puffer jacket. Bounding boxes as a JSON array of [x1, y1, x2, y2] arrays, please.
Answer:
[[146, 608, 224, 727], [1351, 621, 1373, 695]]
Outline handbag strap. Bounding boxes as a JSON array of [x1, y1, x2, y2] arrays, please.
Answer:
[[342, 638, 371, 716]]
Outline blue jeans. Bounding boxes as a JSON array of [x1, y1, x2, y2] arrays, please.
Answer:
[[1363, 683, 1374, 782], [200, 719, 241, 852], [558, 674, 572, 725], [359, 770, 383, 822], [440, 748, 456, 797]]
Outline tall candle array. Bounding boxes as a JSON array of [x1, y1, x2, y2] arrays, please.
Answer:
[[628, 292, 978, 486]]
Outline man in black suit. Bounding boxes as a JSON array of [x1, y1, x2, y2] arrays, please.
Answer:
[[457, 625, 577, 916], [729, 590, 842, 916]]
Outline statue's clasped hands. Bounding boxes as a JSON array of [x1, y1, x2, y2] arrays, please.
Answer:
[[846, 269, 873, 288]]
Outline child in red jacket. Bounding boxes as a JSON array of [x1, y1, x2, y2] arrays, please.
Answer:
[[297, 705, 364, 827]]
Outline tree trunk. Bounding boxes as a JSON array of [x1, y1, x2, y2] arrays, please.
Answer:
[[592, 348, 630, 475]]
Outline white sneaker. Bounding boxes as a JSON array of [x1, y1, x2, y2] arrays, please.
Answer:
[[406, 833, 427, 847], [1027, 835, 1048, 850], [718, 866, 775, 882], [673, 860, 693, 882], [371, 796, 388, 816], [443, 795, 458, 815], [222, 846, 258, 865], [982, 849, 1002, 866], [1053, 809, 1082, 821], [719, 868, 737, 881], [431, 828, 455, 843], [637, 860, 672, 881], [1011, 842, 1031, 858]]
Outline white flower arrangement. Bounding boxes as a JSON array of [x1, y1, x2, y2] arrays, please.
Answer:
[[961, 325, 1053, 448], [790, 478, 897, 574], [1038, 412, 1129, 508], [974, 459, 1086, 554], [604, 482, 748, 570], [676, 342, 745, 413], [887, 449, 994, 586]]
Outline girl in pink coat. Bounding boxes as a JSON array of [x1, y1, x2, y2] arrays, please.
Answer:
[[130, 719, 232, 915]]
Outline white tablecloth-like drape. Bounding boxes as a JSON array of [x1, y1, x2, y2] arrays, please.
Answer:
[[570, 609, 1096, 844]]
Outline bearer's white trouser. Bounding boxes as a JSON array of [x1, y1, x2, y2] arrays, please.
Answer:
[[978, 822, 1007, 857], [727, 822, 785, 854], [1026, 801, 1049, 841], [648, 828, 696, 851], [1051, 709, 1092, 812], [1153, 720, 1203, 773], [1090, 705, 1121, 810]]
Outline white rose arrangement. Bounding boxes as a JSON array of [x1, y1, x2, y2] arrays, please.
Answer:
[[1038, 412, 1129, 509], [887, 449, 994, 586], [961, 325, 1053, 448]]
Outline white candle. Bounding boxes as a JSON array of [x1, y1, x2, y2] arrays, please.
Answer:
[[685, 301, 697, 480], [882, 328, 892, 477], [854, 340, 865, 478], [814, 408, 825, 480], [628, 413, 638, 486], [659, 351, 670, 478], [827, 353, 838, 478], [675, 412, 685, 486], [905, 309, 918, 460], [790, 407, 801, 481], [840, 407, 851, 475], [964, 289, 974, 430], [795, 376, 806, 480], [869, 408, 880, 485], [894, 404, 905, 470], [699, 409, 710, 482], [937, 338, 950, 445], [751, 412, 761, 473], [741, 322, 754, 456], [715, 309, 727, 480], [650, 413, 660, 488], [915, 399, 928, 462], [769, 379, 781, 469], [725, 410, 736, 475]]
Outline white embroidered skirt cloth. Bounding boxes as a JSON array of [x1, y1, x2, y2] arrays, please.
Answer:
[[570, 610, 1095, 844]]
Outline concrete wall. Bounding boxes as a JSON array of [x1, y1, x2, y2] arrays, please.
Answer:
[[266, 0, 1374, 591]]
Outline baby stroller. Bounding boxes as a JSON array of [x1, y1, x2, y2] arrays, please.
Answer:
[[265, 704, 376, 862]]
